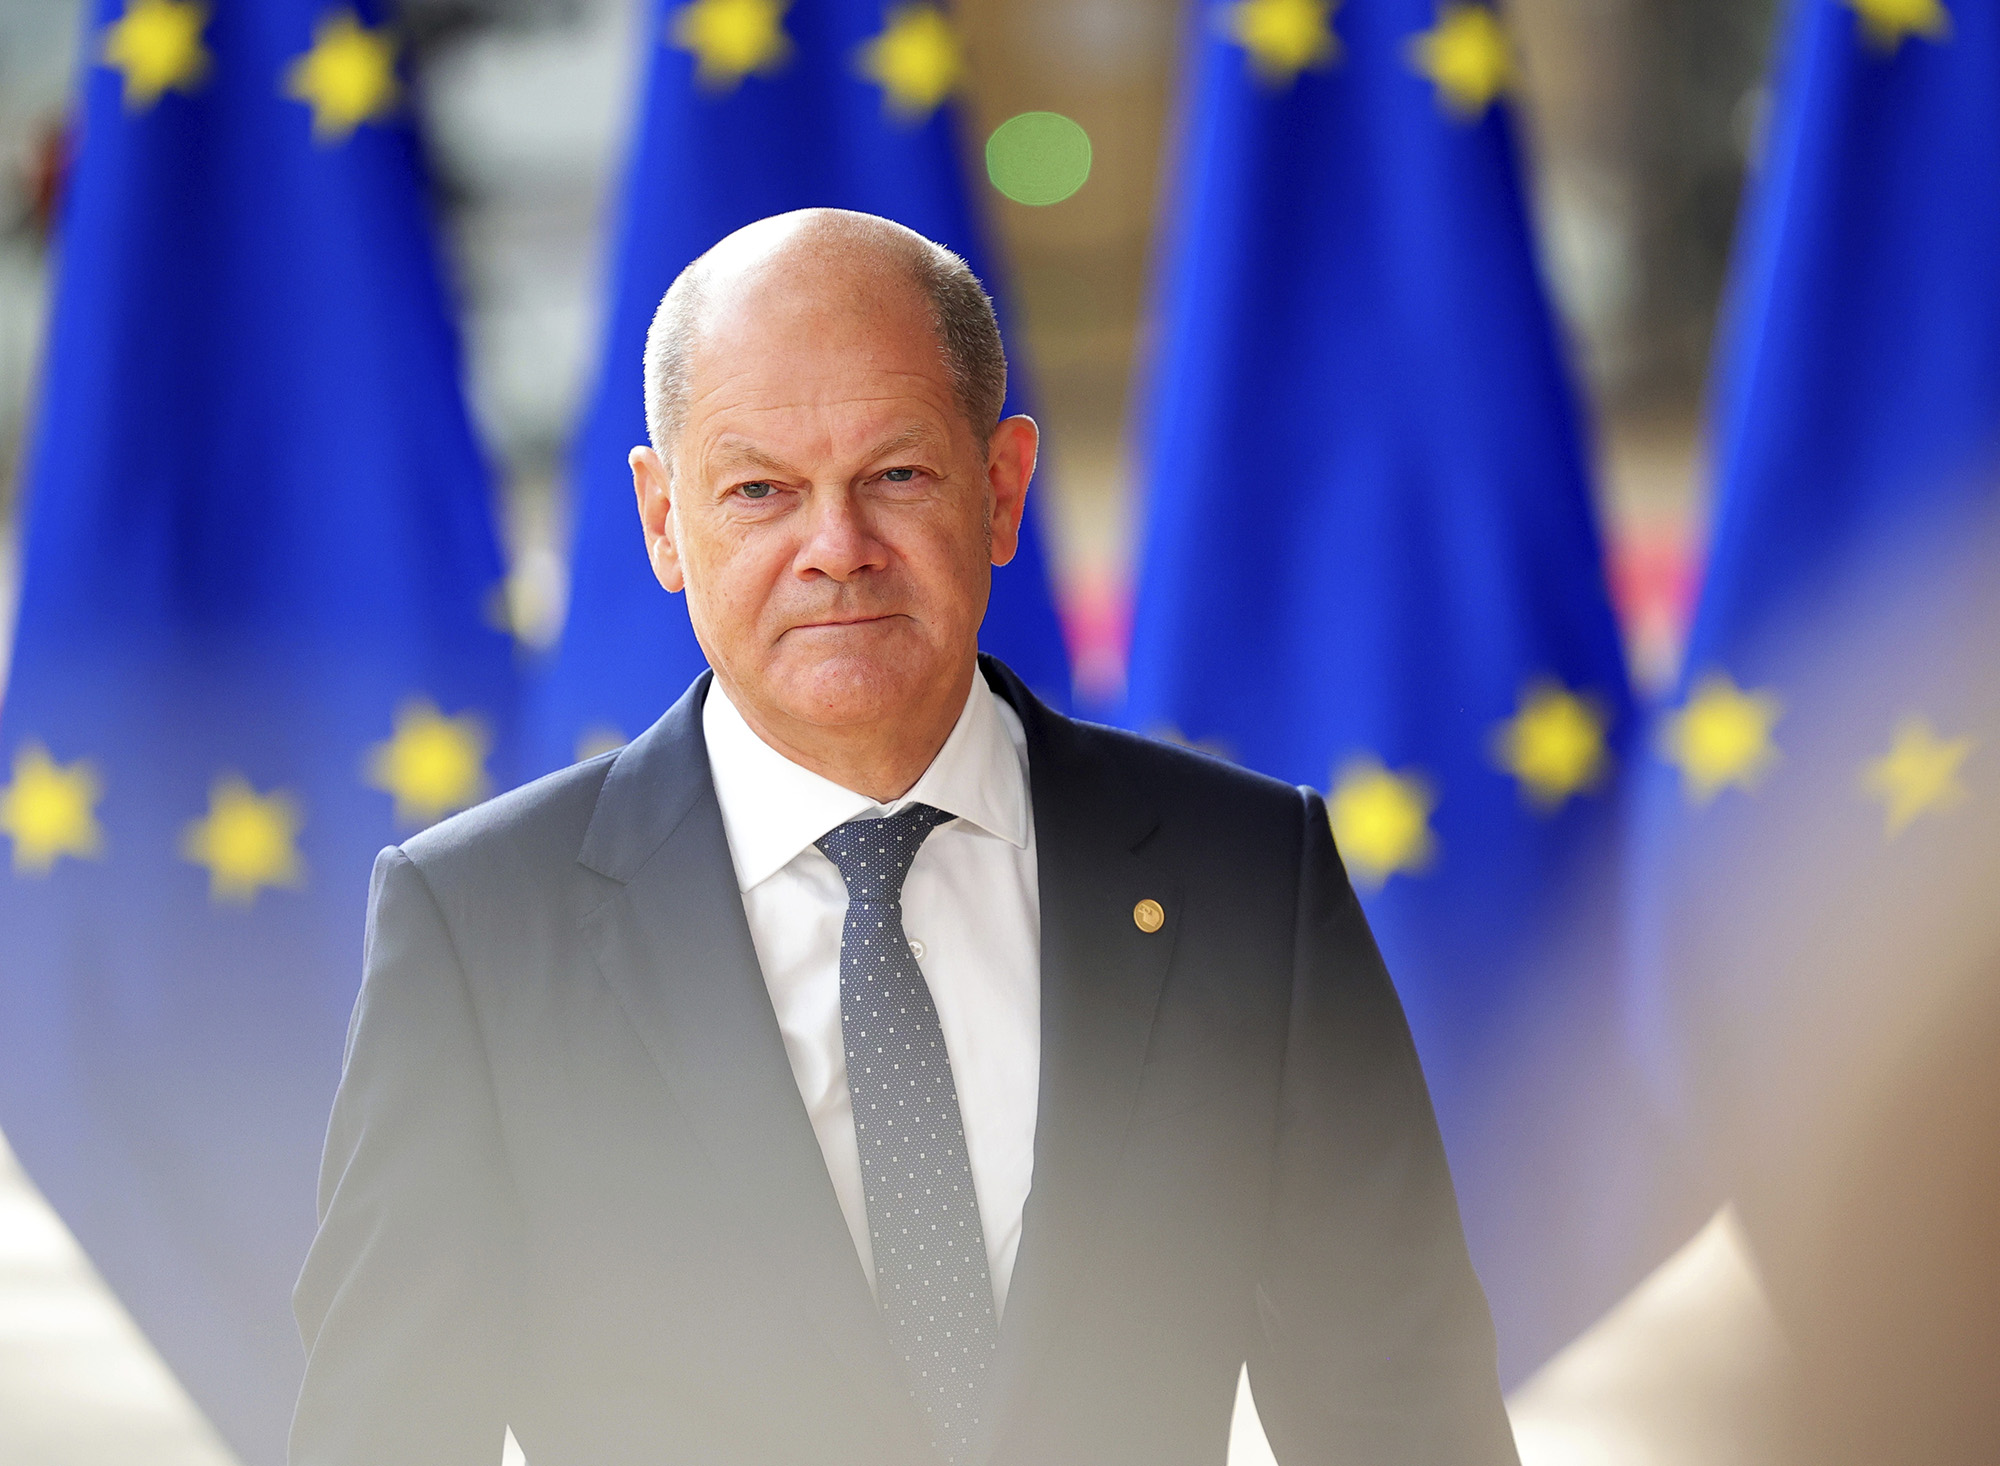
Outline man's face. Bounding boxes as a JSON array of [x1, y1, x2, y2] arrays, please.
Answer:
[[632, 270, 1034, 735]]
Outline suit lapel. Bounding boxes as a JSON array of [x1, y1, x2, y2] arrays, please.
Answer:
[[976, 660, 1184, 1461], [575, 677, 927, 1455]]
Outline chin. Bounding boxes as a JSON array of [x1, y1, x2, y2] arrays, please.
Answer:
[[772, 646, 935, 728]]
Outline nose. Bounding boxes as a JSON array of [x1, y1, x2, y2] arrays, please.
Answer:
[[794, 484, 889, 583]]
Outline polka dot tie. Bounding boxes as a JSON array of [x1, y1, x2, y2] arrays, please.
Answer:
[[816, 804, 997, 1463]]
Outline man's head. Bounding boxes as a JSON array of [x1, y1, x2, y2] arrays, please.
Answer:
[[630, 209, 1037, 766]]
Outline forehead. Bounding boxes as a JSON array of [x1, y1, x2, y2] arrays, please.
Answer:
[[680, 271, 960, 448]]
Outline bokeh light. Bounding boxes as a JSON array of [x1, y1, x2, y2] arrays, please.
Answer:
[[984, 111, 1092, 206]]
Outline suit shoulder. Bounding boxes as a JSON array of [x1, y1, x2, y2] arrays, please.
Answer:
[[1061, 718, 1309, 827], [396, 751, 618, 890]]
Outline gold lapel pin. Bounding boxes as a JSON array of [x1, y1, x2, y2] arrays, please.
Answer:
[[1133, 898, 1165, 933]]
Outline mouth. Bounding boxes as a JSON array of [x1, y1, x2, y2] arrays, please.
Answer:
[[780, 616, 916, 644], [787, 613, 901, 632]]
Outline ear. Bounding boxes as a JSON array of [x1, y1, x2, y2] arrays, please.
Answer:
[[631, 446, 685, 593], [984, 415, 1038, 568]]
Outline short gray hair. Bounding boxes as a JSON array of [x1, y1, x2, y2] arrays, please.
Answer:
[[642, 226, 1009, 455]]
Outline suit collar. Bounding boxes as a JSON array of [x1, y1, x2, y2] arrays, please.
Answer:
[[979, 653, 1160, 855], [575, 671, 713, 884], [703, 668, 1031, 893], [580, 668, 1038, 889]]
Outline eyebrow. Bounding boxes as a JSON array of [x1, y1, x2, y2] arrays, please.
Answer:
[[864, 423, 942, 461], [703, 438, 793, 477], [703, 424, 944, 479]]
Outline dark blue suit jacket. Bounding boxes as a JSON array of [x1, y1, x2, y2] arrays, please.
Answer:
[[291, 658, 1517, 1465]]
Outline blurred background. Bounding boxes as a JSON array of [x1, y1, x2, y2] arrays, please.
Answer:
[[9, 0, 1993, 1463], [0, 0, 1779, 697]]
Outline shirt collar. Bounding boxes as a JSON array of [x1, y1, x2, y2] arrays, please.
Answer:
[[702, 672, 1030, 894]]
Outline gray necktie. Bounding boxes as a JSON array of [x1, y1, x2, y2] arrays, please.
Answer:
[[816, 804, 998, 1463]]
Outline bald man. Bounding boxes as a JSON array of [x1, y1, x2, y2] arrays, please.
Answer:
[[291, 211, 1517, 1466]]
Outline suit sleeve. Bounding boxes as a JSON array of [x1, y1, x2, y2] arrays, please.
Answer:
[[290, 847, 522, 1466], [1246, 789, 1520, 1465]]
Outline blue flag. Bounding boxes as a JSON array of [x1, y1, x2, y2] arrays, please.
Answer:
[[0, 3, 517, 1459], [1690, 0, 1999, 663], [531, 0, 1071, 772], [1633, 0, 2000, 1264], [1124, 0, 1705, 1383]]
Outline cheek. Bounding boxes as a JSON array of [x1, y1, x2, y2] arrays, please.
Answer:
[[889, 506, 992, 605], [682, 516, 787, 618]]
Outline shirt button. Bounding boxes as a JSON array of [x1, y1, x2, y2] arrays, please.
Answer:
[[908, 937, 926, 961]]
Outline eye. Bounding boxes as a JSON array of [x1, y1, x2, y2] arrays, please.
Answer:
[[739, 481, 776, 500], [883, 467, 916, 483]]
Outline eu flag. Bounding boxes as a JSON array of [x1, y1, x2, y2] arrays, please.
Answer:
[[530, 0, 1071, 773], [1633, 0, 2000, 1334], [0, 2, 517, 1460], [1690, 0, 1999, 659], [1123, 0, 1704, 1382]]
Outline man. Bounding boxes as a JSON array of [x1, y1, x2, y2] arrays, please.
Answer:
[[292, 209, 1517, 1466]]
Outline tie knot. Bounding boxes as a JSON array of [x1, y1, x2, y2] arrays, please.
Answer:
[[814, 803, 952, 905]]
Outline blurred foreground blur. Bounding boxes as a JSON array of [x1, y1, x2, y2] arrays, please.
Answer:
[[0, 1129, 235, 1466], [2, 1119, 1790, 1466]]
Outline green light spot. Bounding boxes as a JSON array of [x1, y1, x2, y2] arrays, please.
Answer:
[[984, 111, 1092, 206]]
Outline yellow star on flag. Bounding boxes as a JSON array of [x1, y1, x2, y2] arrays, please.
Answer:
[[284, 9, 400, 142], [181, 775, 305, 904], [365, 699, 491, 827], [1221, 0, 1341, 87], [1408, 4, 1514, 117], [1844, 0, 1951, 53], [575, 726, 628, 764], [1491, 680, 1609, 810], [857, 5, 962, 121], [1860, 716, 1972, 838], [1, 744, 105, 875], [1328, 755, 1436, 889], [671, 0, 793, 92], [1661, 672, 1783, 805], [102, 0, 211, 110]]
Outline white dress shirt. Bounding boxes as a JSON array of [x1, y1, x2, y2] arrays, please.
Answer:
[[701, 675, 1040, 1316]]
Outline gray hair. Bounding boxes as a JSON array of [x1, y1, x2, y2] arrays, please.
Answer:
[[642, 221, 1009, 456]]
